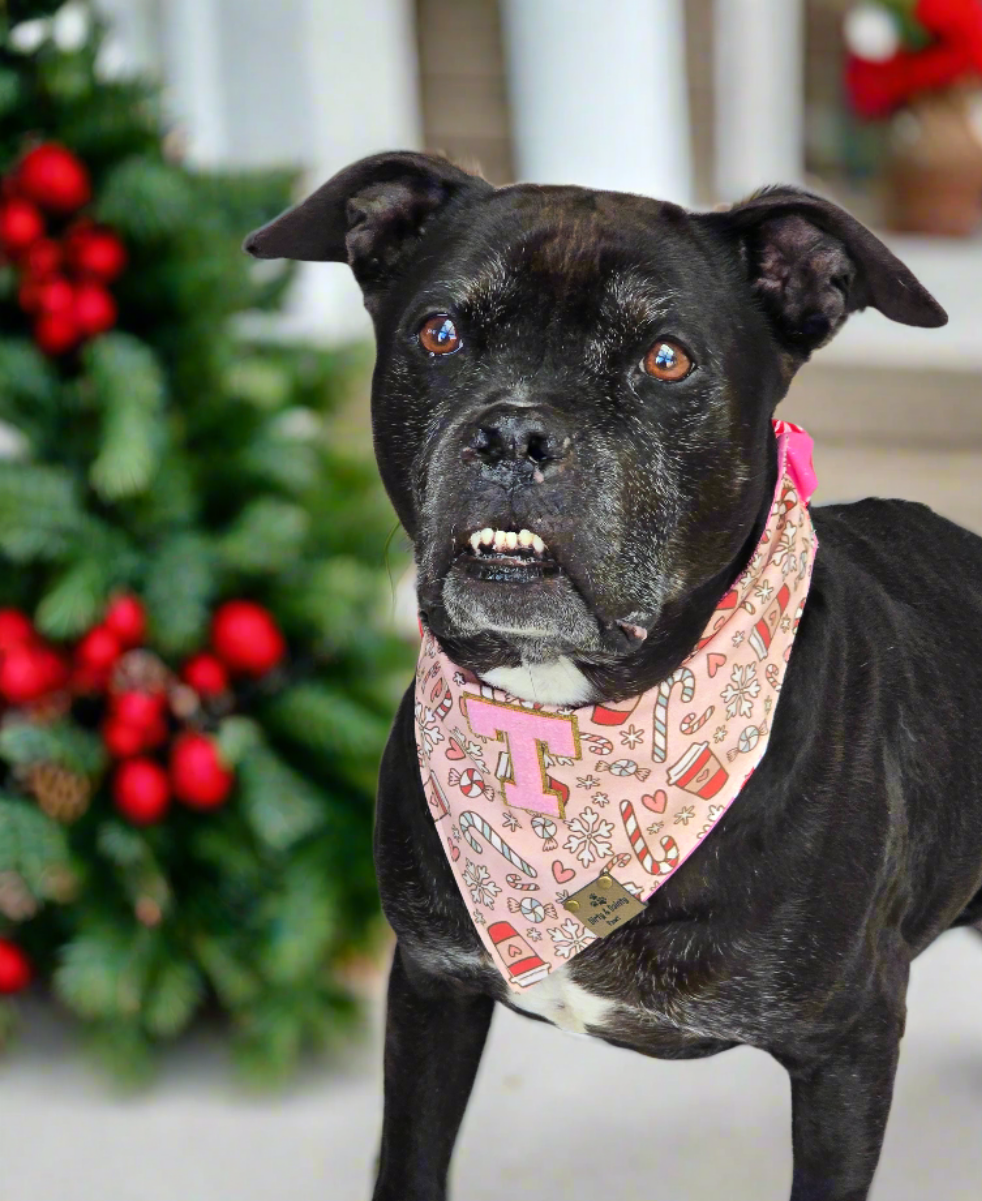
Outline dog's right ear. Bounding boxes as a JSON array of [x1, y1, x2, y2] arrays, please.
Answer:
[[243, 151, 490, 303]]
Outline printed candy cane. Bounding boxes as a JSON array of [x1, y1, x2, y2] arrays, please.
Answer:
[[620, 800, 680, 876], [652, 667, 695, 762], [459, 811, 537, 879], [680, 705, 714, 735], [505, 873, 540, 892]]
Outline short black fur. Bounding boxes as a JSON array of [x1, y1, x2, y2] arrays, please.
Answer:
[[246, 154, 980, 1201]]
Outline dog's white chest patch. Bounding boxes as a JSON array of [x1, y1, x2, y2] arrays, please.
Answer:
[[508, 966, 616, 1035], [483, 657, 595, 706]]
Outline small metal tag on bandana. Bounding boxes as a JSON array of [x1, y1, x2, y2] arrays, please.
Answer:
[[562, 874, 646, 938]]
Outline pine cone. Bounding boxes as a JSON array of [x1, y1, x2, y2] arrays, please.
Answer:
[[26, 762, 92, 824], [111, 649, 171, 696], [0, 871, 38, 921]]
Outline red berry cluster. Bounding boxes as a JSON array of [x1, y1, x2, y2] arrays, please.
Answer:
[[0, 143, 125, 356], [0, 597, 286, 828]]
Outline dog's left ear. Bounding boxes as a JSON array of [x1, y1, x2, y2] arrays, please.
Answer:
[[243, 151, 491, 305], [699, 187, 947, 359]]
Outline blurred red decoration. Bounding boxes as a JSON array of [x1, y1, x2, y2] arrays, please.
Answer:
[[67, 226, 126, 282], [0, 939, 32, 994], [112, 689, 165, 730], [170, 732, 234, 810], [0, 643, 53, 703], [24, 237, 62, 278], [36, 276, 74, 316], [0, 197, 44, 256], [847, 0, 982, 118], [0, 609, 34, 653], [211, 600, 286, 676], [17, 143, 91, 213], [182, 652, 229, 696], [102, 717, 146, 758], [73, 281, 117, 337], [33, 312, 79, 355], [113, 758, 171, 825], [75, 625, 122, 675], [104, 595, 147, 649]]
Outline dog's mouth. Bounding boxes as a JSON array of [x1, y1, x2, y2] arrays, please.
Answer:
[[459, 526, 562, 584]]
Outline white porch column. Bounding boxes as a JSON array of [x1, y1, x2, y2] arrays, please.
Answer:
[[500, 0, 693, 205], [714, 0, 805, 200]]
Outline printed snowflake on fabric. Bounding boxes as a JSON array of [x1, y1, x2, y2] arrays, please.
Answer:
[[731, 630, 745, 647], [620, 724, 645, 749], [721, 662, 760, 719], [452, 671, 466, 686], [463, 860, 501, 909], [451, 726, 487, 769], [548, 917, 596, 959], [674, 806, 695, 827], [754, 579, 774, 603], [713, 726, 728, 744], [501, 811, 521, 832], [563, 806, 615, 867], [707, 803, 726, 822], [646, 820, 664, 835], [526, 928, 542, 942], [780, 615, 792, 633], [592, 791, 610, 808], [414, 701, 445, 753], [576, 774, 600, 790]]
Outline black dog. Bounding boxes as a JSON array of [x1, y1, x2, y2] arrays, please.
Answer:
[[246, 153, 982, 1201]]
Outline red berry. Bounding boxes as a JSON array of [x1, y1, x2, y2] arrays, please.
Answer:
[[75, 625, 122, 673], [103, 717, 146, 759], [24, 237, 62, 278], [0, 939, 32, 994], [0, 609, 35, 652], [170, 732, 234, 810], [18, 143, 91, 214], [111, 689, 165, 730], [71, 664, 110, 695], [0, 644, 51, 703], [68, 227, 126, 282], [0, 198, 44, 256], [17, 276, 43, 313], [181, 653, 229, 697], [211, 601, 286, 676], [36, 276, 74, 316], [104, 595, 146, 648], [35, 647, 69, 692], [73, 282, 117, 337], [34, 312, 79, 355], [113, 758, 171, 825]]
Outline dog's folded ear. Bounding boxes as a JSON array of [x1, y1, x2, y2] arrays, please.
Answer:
[[699, 187, 947, 357], [243, 151, 490, 303]]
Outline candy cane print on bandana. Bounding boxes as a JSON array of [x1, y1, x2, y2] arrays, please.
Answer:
[[415, 421, 818, 990]]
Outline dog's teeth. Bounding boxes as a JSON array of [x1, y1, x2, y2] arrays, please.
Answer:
[[492, 530, 508, 551], [517, 529, 533, 548], [480, 527, 494, 546], [531, 534, 546, 555], [504, 531, 518, 550], [469, 531, 482, 551]]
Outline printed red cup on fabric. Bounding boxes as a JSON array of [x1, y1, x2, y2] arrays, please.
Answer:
[[667, 741, 728, 800]]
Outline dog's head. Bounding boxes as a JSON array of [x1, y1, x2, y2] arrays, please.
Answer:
[[246, 153, 944, 701]]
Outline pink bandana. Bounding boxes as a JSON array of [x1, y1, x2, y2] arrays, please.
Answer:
[[414, 421, 817, 990]]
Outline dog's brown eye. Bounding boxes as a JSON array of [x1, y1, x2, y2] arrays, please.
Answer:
[[643, 340, 692, 381], [419, 315, 461, 355]]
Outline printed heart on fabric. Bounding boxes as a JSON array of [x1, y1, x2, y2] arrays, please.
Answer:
[[642, 790, 668, 814], [552, 860, 576, 884], [446, 738, 466, 761], [707, 653, 727, 678], [508, 945, 522, 959], [447, 838, 460, 862]]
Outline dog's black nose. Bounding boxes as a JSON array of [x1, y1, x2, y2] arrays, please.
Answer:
[[466, 405, 570, 470]]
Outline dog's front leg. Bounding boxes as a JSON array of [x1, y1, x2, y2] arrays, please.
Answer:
[[782, 1033, 901, 1201], [372, 945, 494, 1201]]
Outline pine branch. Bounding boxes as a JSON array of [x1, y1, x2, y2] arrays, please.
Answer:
[[217, 498, 309, 574], [0, 719, 107, 777], [142, 959, 204, 1039], [237, 743, 330, 853], [86, 334, 165, 501], [143, 531, 217, 656], [54, 922, 157, 1022], [262, 683, 390, 760], [0, 794, 71, 897], [35, 556, 109, 639], [0, 462, 83, 562], [94, 156, 195, 239]]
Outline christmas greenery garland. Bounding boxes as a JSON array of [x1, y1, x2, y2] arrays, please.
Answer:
[[0, 0, 411, 1082]]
